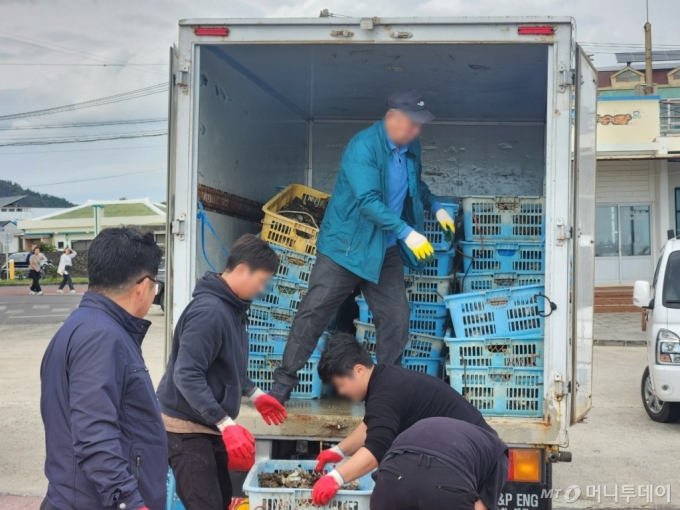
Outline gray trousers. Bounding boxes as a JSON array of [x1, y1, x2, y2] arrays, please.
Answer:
[[273, 246, 410, 387]]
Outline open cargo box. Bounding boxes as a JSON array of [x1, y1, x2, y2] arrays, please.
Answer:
[[166, 18, 597, 451]]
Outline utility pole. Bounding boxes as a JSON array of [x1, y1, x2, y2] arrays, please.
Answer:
[[643, 0, 655, 95]]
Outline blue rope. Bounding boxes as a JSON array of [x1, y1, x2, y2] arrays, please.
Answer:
[[197, 200, 229, 273]]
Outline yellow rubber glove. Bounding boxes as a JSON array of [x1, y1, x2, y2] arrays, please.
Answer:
[[404, 231, 435, 262], [436, 208, 456, 242]]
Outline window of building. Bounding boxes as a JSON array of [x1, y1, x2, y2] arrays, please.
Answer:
[[610, 67, 644, 88], [57, 241, 64, 249], [72, 240, 93, 252]]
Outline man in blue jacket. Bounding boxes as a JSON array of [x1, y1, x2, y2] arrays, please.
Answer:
[[40, 228, 165, 510], [271, 91, 456, 402], [156, 234, 287, 510]]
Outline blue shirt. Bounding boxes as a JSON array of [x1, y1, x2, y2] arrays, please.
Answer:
[[385, 138, 442, 248]]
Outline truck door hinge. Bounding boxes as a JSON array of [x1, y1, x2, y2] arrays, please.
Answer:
[[389, 31, 413, 39], [330, 30, 354, 38], [554, 373, 569, 401], [175, 65, 190, 92], [558, 64, 575, 91], [171, 213, 186, 241], [556, 218, 572, 246]]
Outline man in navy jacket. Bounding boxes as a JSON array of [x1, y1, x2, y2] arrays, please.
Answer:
[[40, 228, 165, 510]]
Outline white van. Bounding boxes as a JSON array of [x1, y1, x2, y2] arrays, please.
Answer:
[[633, 238, 680, 422]]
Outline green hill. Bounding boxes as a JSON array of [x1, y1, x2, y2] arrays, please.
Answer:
[[0, 180, 74, 207]]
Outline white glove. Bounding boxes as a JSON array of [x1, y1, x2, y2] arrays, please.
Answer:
[[435, 209, 456, 241], [404, 231, 435, 262]]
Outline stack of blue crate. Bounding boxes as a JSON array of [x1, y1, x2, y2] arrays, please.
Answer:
[[444, 196, 546, 417], [246, 243, 328, 399], [354, 203, 459, 378]]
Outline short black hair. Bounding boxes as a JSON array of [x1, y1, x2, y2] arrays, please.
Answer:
[[88, 227, 163, 295], [318, 332, 374, 383], [225, 234, 278, 274]]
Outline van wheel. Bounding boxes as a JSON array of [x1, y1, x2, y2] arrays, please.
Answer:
[[641, 366, 680, 423]]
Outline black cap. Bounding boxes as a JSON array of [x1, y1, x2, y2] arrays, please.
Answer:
[[386, 90, 435, 124]]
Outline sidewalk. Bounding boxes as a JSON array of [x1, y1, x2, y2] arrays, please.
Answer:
[[593, 312, 646, 346], [0, 285, 88, 296]]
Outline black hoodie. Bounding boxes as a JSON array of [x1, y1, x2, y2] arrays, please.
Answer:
[[157, 272, 255, 428]]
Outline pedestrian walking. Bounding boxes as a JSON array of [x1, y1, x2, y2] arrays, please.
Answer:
[[40, 227, 167, 510], [57, 247, 77, 293], [28, 246, 43, 295]]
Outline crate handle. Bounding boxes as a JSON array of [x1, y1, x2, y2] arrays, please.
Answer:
[[495, 243, 519, 256]]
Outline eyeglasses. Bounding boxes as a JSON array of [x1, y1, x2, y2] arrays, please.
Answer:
[[136, 275, 161, 295]]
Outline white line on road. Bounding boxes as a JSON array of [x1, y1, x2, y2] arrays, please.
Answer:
[[0, 306, 6, 310], [51, 308, 72, 312], [5, 310, 23, 314], [8, 314, 69, 319], [32, 305, 50, 309]]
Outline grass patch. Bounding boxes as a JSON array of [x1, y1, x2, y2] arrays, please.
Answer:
[[0, 277, 89, 286]]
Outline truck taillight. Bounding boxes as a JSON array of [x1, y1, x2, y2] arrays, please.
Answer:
[[507, 448, 542, 483], [194, 27, 230, 36], [518, 26, 554, 36]]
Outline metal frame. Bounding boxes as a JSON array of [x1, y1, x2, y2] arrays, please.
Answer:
[[168, 17, 580, 446]]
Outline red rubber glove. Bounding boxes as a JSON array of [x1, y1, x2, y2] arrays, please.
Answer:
[[315, 445, 345, 472], [312, 471, 343, 506], [250, 388, 288, 425], [218, 418, 255, 460], [139, 507, 150, 510]]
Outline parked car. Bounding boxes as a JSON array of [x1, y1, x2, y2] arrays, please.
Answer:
[[0, 252, 30, 279], [153, 257, 165, 312], [633, 237, 680, 422]]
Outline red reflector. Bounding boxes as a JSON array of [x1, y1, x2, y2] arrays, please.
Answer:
[[518, 26, 554, 36], [194, 27, 230, 37]]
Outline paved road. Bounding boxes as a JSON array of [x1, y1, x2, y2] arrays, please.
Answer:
[[0, 293, 82, 326]]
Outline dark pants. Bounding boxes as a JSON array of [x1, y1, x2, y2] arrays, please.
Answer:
[[273, 247, 410, 387], [29, 270, 41, 293], [371, 452, 481, 510], [39, 499, 59, 510], [58, 272, 74, 291], [167, 432, 232, 510]]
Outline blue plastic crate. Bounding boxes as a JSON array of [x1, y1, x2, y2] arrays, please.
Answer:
[[447, 365, 544, 417], [424, 202, 459, 250], [456, 272, 545, 293], [166, 468, 185, 510], [402, 357, 444, 377], [248, 354, 323, 399], [458, 240, 544, 274], [255, 277, 308, 311], [269, 244, 316, 284], [461, 196, 545, 241], [445, 334, 544, 368], [444, 284, 544, 338], [247, 302, 296, 329], [354, 320, 445, 359], [248, 326, 327, 358], [404, 275, 453, 304], [404, 250, 454, 277], [356, 297, 448, 337], [244, 460, 374, 510]]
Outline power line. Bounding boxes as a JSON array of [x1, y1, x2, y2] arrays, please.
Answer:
[[0, 30, 166, 76], [0, 130, 167, 147], [0, 118, 167, 131], [0, 143, 166, 156], [0, 83, 167, 121], [24, 168, 165, 188]]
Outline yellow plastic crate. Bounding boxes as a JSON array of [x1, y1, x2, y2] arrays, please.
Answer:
[[261, 184, 330, 255]]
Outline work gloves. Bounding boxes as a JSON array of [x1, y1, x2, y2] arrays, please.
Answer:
[[312, 470, 344, 506], [217, 418, 255, 460], [250, 388, 287, 425], [315, 445, 345, 471], [436, 208, 456, 242], [404, 231, 435, 263]]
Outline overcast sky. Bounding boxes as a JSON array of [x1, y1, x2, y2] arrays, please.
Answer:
[[0, 0, 678, 205]]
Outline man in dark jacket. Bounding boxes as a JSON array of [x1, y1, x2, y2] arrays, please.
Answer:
[[371, 417, 508, 510], [156, 234, 286, 510], [270, 91, 456, 403], [40, 228, 165, 510]]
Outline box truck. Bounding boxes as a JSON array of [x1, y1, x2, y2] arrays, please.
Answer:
[[165, 16, 598, 509]]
